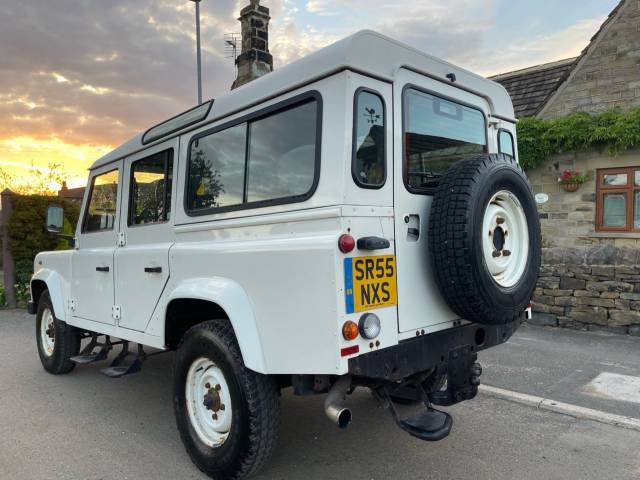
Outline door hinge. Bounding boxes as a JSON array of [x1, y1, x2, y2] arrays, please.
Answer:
[[112, 305, 121, 322], [117, 231, 126, 247], [69, 299, 77, 312]]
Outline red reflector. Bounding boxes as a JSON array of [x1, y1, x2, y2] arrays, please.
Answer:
[[338, 234, 355, 253], [341, 345, 360, 357]]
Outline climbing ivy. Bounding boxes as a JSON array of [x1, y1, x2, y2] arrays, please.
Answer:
[[516, 108, 640, 170]]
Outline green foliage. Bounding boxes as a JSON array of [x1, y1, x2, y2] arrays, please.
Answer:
[[4, 195, 80, 306], [517, 108, 640, 170]]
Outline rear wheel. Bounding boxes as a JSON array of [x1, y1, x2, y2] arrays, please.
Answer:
[[173, 320, 280, 480], [36, 290, 80, 374]]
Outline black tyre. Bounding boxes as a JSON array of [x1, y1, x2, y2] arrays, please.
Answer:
[[174, 320, 280, 480], [429, 154, 541, 325], [36, 290, 81, 374]]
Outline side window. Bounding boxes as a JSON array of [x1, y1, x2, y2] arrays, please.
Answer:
[[187, 124, 246, 211], [404, 88, 487, 192], [130, 149, 173, 225], [246, 101, 317, 202], [186, 96, 320, 214], [353, 89, 386, 188], [499, 130, 515, 157], [83, 169, 119, 233]]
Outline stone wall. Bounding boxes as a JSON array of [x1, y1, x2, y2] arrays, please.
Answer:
[[540, 0, 640, 119], [527, 149, 640, 335]]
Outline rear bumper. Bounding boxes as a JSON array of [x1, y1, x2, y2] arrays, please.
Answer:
[[348, 319, 521, 382]]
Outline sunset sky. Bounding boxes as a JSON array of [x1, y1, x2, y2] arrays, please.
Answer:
[[0, 0, 619, 190]]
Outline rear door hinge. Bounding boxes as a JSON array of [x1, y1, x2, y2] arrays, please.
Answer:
[[117, 232, 126, 247], [112, 305, 121, 323], [69, 299, 77, 312]]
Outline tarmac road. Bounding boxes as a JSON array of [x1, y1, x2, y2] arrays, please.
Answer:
[[1, 309, 639, 480]]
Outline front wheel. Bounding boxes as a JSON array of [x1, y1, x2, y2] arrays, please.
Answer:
[[36, 290, 81, 374], [173, 320, 280, 480]]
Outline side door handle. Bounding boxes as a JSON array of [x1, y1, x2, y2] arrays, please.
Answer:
[[96, 266, 110, 272], [144, 266, 162, 274]]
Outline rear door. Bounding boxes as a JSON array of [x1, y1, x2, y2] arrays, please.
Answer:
[[114, 139, 176, 332], [393, 68, 491, 334]]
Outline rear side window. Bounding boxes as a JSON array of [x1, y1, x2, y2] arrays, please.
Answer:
[[353, 89, 386, 188], [404, 88, 487, 192], [499, 130, 515, 158], [246, 101, 317, 202], [129, 149, 173, 225], [186, 95, 320, 214], [83, 169, 119, 232], [187, 124, 246, 210]]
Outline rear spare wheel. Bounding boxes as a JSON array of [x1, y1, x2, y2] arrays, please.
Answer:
[[428, 154, 541, 325]]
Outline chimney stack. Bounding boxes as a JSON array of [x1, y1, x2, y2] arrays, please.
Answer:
[[231, 0, 273, 90]]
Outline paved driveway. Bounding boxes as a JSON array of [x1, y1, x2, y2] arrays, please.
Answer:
[[1, 310, 639, 479]]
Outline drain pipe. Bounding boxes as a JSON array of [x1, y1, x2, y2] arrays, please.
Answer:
[[324, 375, 352, 428]]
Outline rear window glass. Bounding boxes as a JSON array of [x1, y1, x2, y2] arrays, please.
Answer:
[[130, 149, 173, 225], [404, 89, 486, 192], [353, 90, 386, 188]]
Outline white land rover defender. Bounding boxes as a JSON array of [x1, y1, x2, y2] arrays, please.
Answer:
[[29, 31, 540, 480]]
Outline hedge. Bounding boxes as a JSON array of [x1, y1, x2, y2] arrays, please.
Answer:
[[517, 108, 640, 170], [7, 195, 80, 301]]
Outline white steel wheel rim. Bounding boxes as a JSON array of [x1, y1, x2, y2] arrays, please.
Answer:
[[482, 190, 529, 288], [185, 357, 233, 448], [40, 308, 55, 357]]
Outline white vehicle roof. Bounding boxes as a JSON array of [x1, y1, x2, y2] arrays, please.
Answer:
[[91, 30, 515, 170]]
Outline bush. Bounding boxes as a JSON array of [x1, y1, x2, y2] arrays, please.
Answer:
[[5, 194, 80, 307]]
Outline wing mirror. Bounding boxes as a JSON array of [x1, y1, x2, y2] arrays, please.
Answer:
[[46, 205, 64, 233], [46, 205, 75, 247]]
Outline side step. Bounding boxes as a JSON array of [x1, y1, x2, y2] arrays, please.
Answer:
[[375, 385, 453, 442], [70, 334, 122, 365], [398, 408, 452, 442], [100, 343, 146, 378]]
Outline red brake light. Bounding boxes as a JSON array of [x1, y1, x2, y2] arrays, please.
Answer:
[[338, 234, 355, 253]]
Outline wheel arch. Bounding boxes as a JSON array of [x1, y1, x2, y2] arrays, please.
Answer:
[[30, 269, 67, 321], [163, 277, 267, 374]]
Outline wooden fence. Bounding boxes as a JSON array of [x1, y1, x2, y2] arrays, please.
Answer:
[[1, 189, 17, 308]]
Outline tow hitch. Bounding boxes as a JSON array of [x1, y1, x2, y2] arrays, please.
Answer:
[[374, 345, 482, 442], [430, 345, 482, 406]]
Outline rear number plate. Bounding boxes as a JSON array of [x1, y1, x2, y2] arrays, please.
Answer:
[[344, 255, 397, 314]]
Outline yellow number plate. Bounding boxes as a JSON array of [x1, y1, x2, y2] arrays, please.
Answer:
[[344, 255, 397, 313]]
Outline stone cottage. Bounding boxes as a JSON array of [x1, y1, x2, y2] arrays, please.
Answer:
[[492, 0, 640, 335]]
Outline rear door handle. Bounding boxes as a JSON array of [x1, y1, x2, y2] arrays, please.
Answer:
[[144, 266, 162, 273], [96, 266, 110, 272], [357, 236, 391, 250]]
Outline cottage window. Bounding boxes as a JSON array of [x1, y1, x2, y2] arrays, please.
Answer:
[[596, 167, 640, 232]]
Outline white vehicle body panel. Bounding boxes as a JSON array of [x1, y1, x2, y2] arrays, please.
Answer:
[[114, 138, 178, 332], [31, 30, 516, 375], [71, 161, 122, 325], [393, 68, 492, 336]]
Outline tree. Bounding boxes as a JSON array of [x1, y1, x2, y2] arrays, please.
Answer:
[[0, 162, 68, 196], [188, 149, 224, 209]]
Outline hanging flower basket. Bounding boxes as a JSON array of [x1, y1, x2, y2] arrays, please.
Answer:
[[558, 170, 588, 193], [561, 182, 580, 192]]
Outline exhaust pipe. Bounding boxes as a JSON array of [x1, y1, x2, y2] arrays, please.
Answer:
[[324, 375, 352, 428]]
